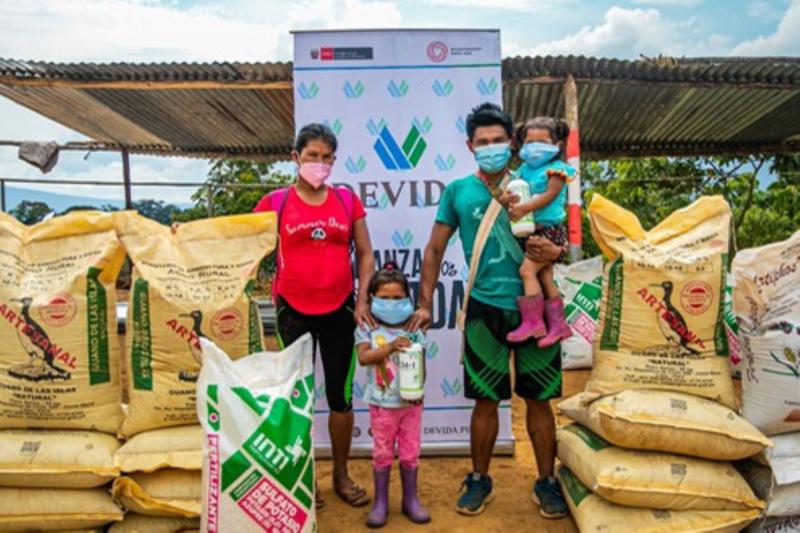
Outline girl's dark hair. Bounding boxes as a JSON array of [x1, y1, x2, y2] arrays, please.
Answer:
[[515, 117, 570, 155], [367, 262, 410, 297], [466, 102, 513, 141], [294, 123, 338, 153]]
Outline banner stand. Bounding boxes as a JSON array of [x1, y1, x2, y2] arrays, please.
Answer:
[[293, 29, 512, 457]]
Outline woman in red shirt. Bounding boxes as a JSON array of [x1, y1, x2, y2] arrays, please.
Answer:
[[254, 123, 376, 509]]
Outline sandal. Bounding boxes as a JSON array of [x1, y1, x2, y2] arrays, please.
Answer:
[[334, 480, 370, 507], [315, 484, 325, 510]]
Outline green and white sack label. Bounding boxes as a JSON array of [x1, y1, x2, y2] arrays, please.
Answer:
[[199, 334, 316, 533]]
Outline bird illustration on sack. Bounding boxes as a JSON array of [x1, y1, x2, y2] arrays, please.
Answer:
[[8, 297, 72, 382], [177, 309, 205, 382], [637, 281, 705, 355]]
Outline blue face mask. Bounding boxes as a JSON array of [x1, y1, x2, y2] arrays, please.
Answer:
[[474, 143, 512, 173], [371, 297, 414, 326], [519, 142, 560, 167]]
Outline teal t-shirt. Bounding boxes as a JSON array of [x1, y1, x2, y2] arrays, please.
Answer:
[[436, 174, 524, 311], [518, 159, 575, 226]]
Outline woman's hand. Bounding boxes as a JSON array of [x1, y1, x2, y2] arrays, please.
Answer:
[[497, 190, 519, 209], [525, 235, 565, 263], [354, 298, 377, 330]]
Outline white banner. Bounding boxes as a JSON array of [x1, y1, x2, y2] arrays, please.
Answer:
[[293, 29, 512, 455]]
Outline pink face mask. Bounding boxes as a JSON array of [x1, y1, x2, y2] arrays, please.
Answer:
[[298, 162, 332, 189]]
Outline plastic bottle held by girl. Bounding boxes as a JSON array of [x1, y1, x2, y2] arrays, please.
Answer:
[[398, 343, 424, 401], [507, 178, 536, 237]]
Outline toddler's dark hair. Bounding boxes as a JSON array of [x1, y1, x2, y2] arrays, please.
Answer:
[[368, 262, 410, 297], [515, 117, 570, 157], [466, 102, 513, 141]]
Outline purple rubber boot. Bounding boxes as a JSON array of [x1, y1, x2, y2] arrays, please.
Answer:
[[366, 467, 391, 528], [507, 294, 547, 343], [401, 466, 431, 524], [537, 297, 573, 348]]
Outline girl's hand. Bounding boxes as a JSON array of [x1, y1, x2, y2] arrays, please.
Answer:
[[508, 202, 528, 222], [170, 222, 181, 234], [497, 190, 519, 208], [354, 299, 377, 330], [392, 336, 412, 351]]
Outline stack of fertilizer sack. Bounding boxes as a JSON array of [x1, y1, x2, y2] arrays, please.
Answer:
[[0, 211, 125, 531], [557, 195, 770, 532], [554, 256, 603, 369], [732, 230, 800, 533], [110, 211, 276, 532]]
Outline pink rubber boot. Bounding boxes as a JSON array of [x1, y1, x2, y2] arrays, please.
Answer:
[[507, 295, 547, 343], [537, 298, 573, 348]]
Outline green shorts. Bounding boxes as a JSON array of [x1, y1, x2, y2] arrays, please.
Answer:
[[463, 297, 562, 401]]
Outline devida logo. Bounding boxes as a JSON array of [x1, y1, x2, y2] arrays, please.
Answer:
[[440, 377, 462, 397], [371, 120, 429, 171], [427, 41, 449, 63]]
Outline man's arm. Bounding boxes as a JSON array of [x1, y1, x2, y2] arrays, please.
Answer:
[[353, 218, 377, 329], [407, 222, 455, 332]]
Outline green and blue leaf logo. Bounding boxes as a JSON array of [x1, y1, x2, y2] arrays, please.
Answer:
[[476, 77, 499, 95], [391, 229, 413, 247], [345, 156, 366, 174], [297, 81, 319, 100], [435, 153, 456, 171], [343, 80, 365, 99], [455, 115, 466, 134], [323, 118, 342, 136], [441, 377, 462, 397], [426, 341, 439, 360], [387, 79, 409, 97], [432, 79, 453, 97], [372, 119, 430, 171]]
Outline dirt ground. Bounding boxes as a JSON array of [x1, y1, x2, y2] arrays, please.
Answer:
[[314, 371, 589, 533]]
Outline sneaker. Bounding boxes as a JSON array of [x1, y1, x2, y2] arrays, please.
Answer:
[[532, 476, 568, 519], [456, 472, 494, 516]]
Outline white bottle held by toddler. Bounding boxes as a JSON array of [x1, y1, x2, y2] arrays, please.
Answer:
[[398, 343, 424, 401], [507, 178, 535, 237]]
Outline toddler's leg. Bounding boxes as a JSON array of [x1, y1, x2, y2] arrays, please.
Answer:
[[538, 263, 573, 349], [398, 405, 430, 524], [508, 259, 548, 343], [367, 405, 397, 528]]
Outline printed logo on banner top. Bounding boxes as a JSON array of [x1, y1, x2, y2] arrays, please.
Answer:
[[387, 79, 410, 98], [476, 77, 499, 95], [427, 41, 449, 63], [297, 81, 319, 100], [432, 79, 454, 97], [343, 80, 365, 99]]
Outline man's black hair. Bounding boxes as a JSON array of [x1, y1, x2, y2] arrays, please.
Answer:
[[465, 102, 513, 141], [294, 123, 338, 153]]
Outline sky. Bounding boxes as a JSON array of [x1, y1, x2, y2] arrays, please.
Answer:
[[0, 0, 798, 207]]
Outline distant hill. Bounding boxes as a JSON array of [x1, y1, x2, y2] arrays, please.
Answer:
[[3, 186, 191, 212]]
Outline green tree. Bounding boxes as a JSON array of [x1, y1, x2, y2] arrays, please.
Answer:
[[10, 200, 52, 224], [132, 199, 182, 224], [578, 154, 800, 259]]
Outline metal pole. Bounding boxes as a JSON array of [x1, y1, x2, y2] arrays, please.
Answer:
[[206, 184, 214, 218], [121, 149, 133, 210], [564, 74, 583, 262], [0, 180, 5, 212]]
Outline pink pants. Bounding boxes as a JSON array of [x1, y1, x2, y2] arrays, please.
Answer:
[[369, 404, 423, 469]]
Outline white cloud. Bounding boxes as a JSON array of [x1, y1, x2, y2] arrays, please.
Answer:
[[632, 0, 703, 6], [524, 6, 732, 58], [747, 0, 789, 20], [429, 0, 568, 10], [733, 0, 800, 55]]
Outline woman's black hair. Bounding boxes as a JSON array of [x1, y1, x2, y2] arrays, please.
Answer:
[[294, 123, 338, 153], [466, 102, 514, 142], [515, 117, 570, 156], [367, 262, 410, 297]]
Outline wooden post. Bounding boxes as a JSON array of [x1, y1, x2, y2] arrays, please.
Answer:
[[0, 180, 5, 212], [564, 74, 583, 262], [122, 149, 133, 210]]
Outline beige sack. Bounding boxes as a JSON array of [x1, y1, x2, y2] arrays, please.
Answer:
[[587, 195, 736, 408], [0, 429, 119, 488], [0, 486, 123, 531], [732, 230, 800, 436], [558, 465, 760, 533], [738, 461, 800, 518], [557, 424, 763, 511], [0, 211, 125, 433], [114, 212, 276, 438], [109, 513, 200, 533], [112, 469, 201, 518], [115, 425, 202, 473], [559, 389, 771, 460]]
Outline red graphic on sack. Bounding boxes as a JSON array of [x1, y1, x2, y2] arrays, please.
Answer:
[[211, 308, 243, 340], [238, 477, 308, 533], [39, 293, 77, 327], [681, 281, 713, 315]]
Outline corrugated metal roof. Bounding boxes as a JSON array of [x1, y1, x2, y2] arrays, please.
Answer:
[[1, 55, 799, 160]]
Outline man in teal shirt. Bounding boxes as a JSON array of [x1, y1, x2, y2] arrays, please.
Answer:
[[407, 103, 568, 519]]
